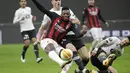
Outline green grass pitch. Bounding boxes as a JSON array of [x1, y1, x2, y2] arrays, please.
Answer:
[[0, 44, 130, 73]]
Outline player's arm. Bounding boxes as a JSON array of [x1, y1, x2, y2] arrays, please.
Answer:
[[108, 66, 118, 73], [29, 7, 36, 23], [69, 9, 80, 24], [33, 24, 45, 45], [13, 11, 24, 24], [98, 8, 109, 27], [32, 0, 56, 19], [81, 8, 88, 32], [91, 37, 113, 55], [34, 15, 50, 45], [81, 8, 87, 25], [71, 24, 85, 38]]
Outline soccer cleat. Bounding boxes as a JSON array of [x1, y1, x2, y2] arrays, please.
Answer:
[[61, 60, 72, 68], [36, 57, 43, 63], [21, 56, 25, 63], [75, 68, 90, 73], [89, 70, 98, 73], [75, 68, 80, 73], [61, 61, 72, 73], [103, 54, 116, 66], [82, 69, 90, 73]]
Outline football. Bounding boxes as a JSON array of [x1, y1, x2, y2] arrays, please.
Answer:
[[60, 49, 73, 61]]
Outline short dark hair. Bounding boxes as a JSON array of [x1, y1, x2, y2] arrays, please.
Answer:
[[62, 7, 69, 11]]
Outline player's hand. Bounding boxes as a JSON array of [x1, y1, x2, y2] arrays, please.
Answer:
[[71, 18, 80, 24], [34, 40, 40, 45], [32, 16, 36, 22], [105, 22, 109, 27], [91, 48, 98, 56], [82, 25, 87, 30], [81, 29, 87, 35]]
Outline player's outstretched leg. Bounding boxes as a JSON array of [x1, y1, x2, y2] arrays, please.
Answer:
[[21, 46, 29, 63], [33, 44, 43, 63]]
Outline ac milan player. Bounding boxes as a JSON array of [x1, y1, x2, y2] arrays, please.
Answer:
[[32, 0, 88, 73], [82, 0, 109, 42]]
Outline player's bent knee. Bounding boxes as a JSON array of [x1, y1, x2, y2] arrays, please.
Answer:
[[66, 43, 77, 51], [78, 47, 89, 59], [32, 37, 37, 43], [44, 43, 55, 54], [24, 40, 30, 46]]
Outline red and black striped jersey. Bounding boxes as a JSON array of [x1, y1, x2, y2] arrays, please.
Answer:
[[32, 0, 82, 43], [82, 6, 106, 29], [43, 16, 73, 43]]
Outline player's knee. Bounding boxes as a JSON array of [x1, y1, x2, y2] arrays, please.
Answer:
[[45, 43, 55, 54], [79, 52, 89, 60], [78, 47, 89, 59], [32, 37, 37, 43], [66, 43, 77, 51], [24, 40, 30, 46]]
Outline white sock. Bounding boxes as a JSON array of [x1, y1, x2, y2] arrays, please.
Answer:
[[48, 50, 65, 66], [61, 61, 73, 73]]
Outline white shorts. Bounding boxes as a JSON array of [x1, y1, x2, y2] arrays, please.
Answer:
[[40, 38, 63, 54], [90, 27, 104, 40]]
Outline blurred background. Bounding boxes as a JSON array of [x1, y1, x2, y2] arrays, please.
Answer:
[[0, 1, 130, 73], [0, 0, 130, 44]]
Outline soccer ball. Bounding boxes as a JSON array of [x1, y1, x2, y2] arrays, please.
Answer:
[[60, 49, 73, 61]]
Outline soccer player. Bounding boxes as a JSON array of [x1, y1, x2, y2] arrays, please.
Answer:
[[89, 36, 130, 73], [81, 0, 109, 42], [60, 25, 90, 73], [32, 0, 88, 73], [36, 0, 89, 73], [13, 0, 43, 63]]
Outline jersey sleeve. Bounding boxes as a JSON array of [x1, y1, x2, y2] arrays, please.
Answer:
[[28, 7, 32, 13], [69, 9, 77, 19], [32, 0, 58, 19], [98, 8, 106, 23], [70, 24, 84, 38], [81, 8, 87, 25], [94, 37, 116, 49], [104, 37, 117, 45], [28, 7, 33, 18], [41, 14, 51, 26], [13, 10, 24, 24]]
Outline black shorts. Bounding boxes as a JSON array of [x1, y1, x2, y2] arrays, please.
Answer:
[[21, 29, 36, 41], [90, 49, 113, 70], [60, 37, 85, 50]]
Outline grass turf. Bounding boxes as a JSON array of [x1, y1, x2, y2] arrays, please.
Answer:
[[0, 44, 130, 73]]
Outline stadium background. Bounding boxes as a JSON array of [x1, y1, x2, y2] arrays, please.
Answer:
[[0, 0, 130, 73], [0, 0, 130, 44]]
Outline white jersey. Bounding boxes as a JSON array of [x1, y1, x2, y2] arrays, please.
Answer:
[[13, 7, 35, 32], [101, 37, 124, 57]]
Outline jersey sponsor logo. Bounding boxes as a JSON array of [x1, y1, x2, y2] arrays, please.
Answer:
[[89, 11, 98, 16], [55, 24, 65, 33]]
